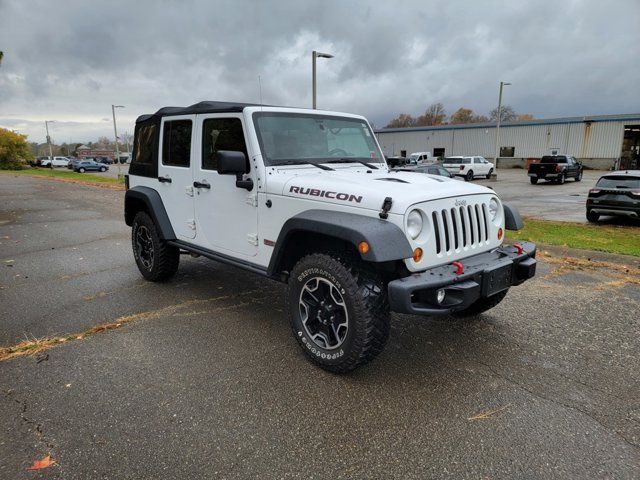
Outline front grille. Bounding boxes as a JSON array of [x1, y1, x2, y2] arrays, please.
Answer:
[[431, 201, 489, 255]]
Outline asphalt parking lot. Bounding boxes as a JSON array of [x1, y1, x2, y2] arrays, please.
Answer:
[[1, 174, 639, 479]]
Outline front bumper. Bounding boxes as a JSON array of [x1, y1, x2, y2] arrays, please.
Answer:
[[388, 242, 536, 315]]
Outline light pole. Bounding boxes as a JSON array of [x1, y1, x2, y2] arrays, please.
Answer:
[[112, 105, 124, 177], [44, 120, 55, 168], [312, 50, 333, 109], [494, 81, 511, 169]]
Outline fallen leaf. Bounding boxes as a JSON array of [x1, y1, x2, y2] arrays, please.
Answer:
[[468, 403, 512, 421], [26, 455, 55, 470]]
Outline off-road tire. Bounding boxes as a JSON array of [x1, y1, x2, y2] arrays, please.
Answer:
[[288, 252, 390, 373], [453, 289, 509, 317], [530, 177, 538, 184], [575, 170, 583, 182], [465, 170, 474, 181], [78, 167, 85, 173], [486, 168, 493, 179], [586, 210, 600, 223], [131, 211, 179, 282]]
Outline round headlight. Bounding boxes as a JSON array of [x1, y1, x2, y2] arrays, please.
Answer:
[[407, 210, 423, 239], [489, 198, 500, 220]]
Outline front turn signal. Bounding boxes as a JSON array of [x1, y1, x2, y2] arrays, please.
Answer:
[[413, 247, 423, 262], [497, 228, 503, 240], [358, 241, 370, 255]]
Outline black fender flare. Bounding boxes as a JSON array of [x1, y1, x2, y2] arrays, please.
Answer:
[[503, 203, 524, 231], [124, 186, 176, 240], [267, 209, 413, 276]]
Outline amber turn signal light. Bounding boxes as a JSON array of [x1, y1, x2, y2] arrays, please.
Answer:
[[358, 241, 370, 254], [413, 247, 423, 262], [497, 228, 503, 240]]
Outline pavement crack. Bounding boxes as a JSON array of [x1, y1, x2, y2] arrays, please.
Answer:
[[2, 389, 56, 451]]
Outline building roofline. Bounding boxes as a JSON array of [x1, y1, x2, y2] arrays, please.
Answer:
[[375, 113, 640, 134]]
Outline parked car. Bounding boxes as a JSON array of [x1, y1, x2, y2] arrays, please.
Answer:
[[95, 156, 114, 165], [443, 156, 494, 181], [586, 170, 640, 222], [406, 151, 433, 166], [67, 158, 83, 169], [385, 156, 407, 168], [73, 160, 109, 173], [40, 156, 70, 167], [528, 155, 583, 184], [393, 163, 455, 178]]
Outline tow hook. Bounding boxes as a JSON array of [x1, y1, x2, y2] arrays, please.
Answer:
[[514, 243, 524, 255], [379, 197, 393, 219], [452, 261, 464, 275]]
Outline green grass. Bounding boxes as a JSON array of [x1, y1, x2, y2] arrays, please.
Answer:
[[0, 167, 124, 185], [507, 218, 640, 257]]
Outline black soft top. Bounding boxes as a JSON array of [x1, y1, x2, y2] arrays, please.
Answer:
[[136, 101, 265, 123]]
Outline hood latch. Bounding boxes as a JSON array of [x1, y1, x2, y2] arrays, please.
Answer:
[[379, 197, 393, 219]]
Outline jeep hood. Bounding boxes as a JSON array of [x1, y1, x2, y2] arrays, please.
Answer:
[[266, 166, 494, 214]]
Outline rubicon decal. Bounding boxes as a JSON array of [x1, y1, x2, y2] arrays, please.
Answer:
[[289, 186, 363, 203]]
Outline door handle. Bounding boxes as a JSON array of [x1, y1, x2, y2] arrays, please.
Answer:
[[193, 181, 211, 189], [158, 176, 172, 183]]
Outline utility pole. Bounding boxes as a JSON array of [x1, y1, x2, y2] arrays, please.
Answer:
[[494, 81, 511, 169], [112, 105, 124, 177], [44, 120, 55, 168], [312, 50, 333, 109]]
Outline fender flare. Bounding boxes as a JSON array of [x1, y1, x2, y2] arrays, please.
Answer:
[[124, 186, 176, 240], [503, 203, 524, 231], [267, 209, 413, 276]]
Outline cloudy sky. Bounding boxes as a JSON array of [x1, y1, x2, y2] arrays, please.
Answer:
[[0, 0, 638, 143]]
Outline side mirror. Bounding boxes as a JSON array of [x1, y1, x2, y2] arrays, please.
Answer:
[[216, 150, 253, 191]]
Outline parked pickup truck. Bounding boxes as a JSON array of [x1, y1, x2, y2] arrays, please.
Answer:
[[528, 155, 583, 184]]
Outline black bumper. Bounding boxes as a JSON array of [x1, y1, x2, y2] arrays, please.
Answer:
[[388, 242, 537, 315]]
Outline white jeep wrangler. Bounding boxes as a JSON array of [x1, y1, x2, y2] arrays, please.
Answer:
[[124, 101, 536, 372]]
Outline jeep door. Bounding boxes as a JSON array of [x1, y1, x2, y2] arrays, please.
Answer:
[[157, 115, 197, 239], [192, 114, 258, 257]]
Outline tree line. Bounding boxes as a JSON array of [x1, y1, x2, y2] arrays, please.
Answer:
[[385, 103, 534, 128], [27, 133, 134, 157]]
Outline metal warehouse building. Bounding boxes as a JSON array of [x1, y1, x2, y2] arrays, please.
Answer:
[[375, 113, 640, 170]]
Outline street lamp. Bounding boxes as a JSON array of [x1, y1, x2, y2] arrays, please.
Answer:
[[112, 105, 125, 177], [312, 50, 333, 109], [44, 120, 56, 168], [494, 81, 511, 169]]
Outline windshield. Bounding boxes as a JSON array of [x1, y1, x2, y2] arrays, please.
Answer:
[[253, 113, 383, 166], [596, 176, 640, 189], [541, 156, 567, 163], [409, 154, 420, 161]]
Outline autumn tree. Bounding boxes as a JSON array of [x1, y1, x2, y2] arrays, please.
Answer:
[[416, 103, 447, 126], [0, 128, 33, 169], [386, 113, 415, 128], [490, 105, 517, 123]]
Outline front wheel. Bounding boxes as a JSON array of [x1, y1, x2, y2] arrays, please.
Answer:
[[131, 211, 179, 281], [530, 177, 538, 184], [486, 169, 493, 179], [453, 289, 509, 317], [465, 170, 474, 181], [288, 253, 390, 373], [100, 167, 106, 172]]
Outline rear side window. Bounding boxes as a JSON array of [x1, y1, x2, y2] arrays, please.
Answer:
[[202, 118, 248, 171], [162, 120, 192, 167], [132, 124, 157, 167], [596, 176, 640, 189]]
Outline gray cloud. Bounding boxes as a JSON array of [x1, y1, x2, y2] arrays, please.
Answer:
[[0, 0, 638, 142]]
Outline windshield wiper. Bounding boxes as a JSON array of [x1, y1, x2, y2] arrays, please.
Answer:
[[272, 160, 334, 171], [323, 158, 379, 169]]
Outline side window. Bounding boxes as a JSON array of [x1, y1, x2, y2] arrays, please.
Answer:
[[202, 118, 248, 171], [133, 125, 156, 166], [162, 120, 192, 167]]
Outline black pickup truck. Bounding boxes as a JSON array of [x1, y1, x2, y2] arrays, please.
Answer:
[[528, 155, 583, 184]]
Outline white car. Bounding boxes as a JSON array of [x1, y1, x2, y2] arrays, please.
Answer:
[[41, 156, 71, 168], [406, 151, 434, 166], [443, 156, 494, 181], [124, 101, 536, 373]]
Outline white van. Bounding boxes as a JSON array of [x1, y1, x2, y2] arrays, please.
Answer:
[[406, 152, 433, 166]]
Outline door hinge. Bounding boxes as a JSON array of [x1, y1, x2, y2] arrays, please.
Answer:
[[247, 233, 258, 246], [187, 219, 196, 231], [185, 186, 194, 197], [246, 193, 258, 207]]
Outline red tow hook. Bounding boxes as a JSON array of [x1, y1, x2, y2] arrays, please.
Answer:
[[452, 261, 464, 275], [514, 243, 524, 255]]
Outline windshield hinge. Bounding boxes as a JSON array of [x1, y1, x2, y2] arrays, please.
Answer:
[[247, 233, 258, 246], [379, 197, 393, 219], [246, 193, 258, 207]]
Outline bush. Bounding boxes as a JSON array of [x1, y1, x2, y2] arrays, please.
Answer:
[[0, 128, 33, 170]]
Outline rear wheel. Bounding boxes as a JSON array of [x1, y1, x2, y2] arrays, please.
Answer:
[[586, 210, 600, 223], [557, 173, 566, 185], [288, 252, 390, 373], [78, 167, 85, 173], [132, 211, 179, 281], [486, 168, 493, 179], [453, 289, 509, 317], [530, 177, 538, 184], [465, 170, 474, 181], [575, 170, 583, 182]]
